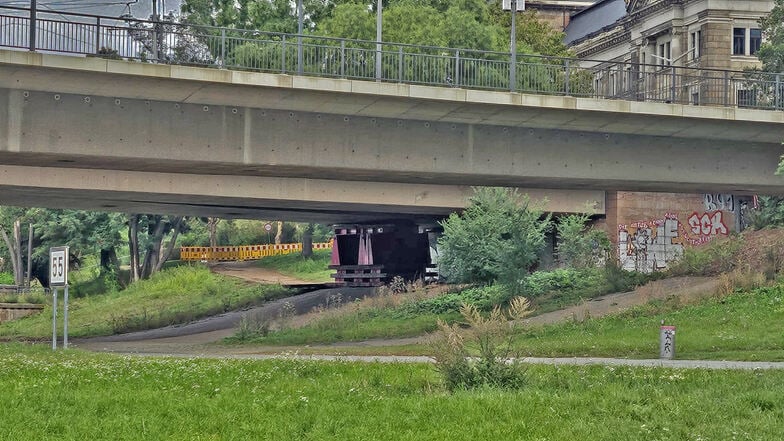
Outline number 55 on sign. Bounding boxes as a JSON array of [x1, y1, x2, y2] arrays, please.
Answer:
[[50, 247, 69, 287]]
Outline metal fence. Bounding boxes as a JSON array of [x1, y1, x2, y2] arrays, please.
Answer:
[[1, 5, 782, 110]]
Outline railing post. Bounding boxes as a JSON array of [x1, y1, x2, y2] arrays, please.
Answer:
[[340, 40, 345, 79], [670, 65, 676, 103], [564, 59, 571, 95], [723, 70, 730, 106], [454, 50, 460, 88], [29, 0, 37, 52], [95, 17, 101, 54], [776, 74, 781, 110], [398, 47, 404, 83], [220, 28, 226, 68], [281, 35, 287, 74]]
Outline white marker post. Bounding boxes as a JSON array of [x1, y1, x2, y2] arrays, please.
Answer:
[[50, 247, 69, 350]]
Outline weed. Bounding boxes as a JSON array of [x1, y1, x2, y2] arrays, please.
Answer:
[[431, 297, 532, 391]]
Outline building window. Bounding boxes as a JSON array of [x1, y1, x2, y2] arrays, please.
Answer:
[[750, 28, 762, 55], [733, 28, 746, 55], [658, 41, 671, 65], [733, 27, 763, 56], [690, 30, 701, 60]]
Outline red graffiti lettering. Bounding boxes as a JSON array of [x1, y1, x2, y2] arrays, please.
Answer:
[[687, 211, 728, 237]]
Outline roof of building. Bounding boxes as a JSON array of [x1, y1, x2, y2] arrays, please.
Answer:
[[564, 0, 627, 45]]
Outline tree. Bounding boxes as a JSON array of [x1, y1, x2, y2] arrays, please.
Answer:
[[758, 0, 784, 73], [0, 207, 126, 287], [128, 215, 187, 282], [438, 187, 551, 285], [555, 213, 611, 268]]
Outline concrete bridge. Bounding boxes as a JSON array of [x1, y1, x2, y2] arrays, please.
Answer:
[[0, 47, 782, 221]]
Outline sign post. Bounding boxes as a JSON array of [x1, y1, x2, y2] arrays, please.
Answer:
[[49, 247, 69, 350], [660, 325, 676, 359]]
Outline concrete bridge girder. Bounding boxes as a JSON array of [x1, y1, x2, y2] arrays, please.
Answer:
[[1, 87, 781, 195]]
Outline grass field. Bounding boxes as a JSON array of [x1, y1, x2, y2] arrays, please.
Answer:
[[513, 283, 784, 361], [0, 266, 290, 339], [254, 249, 332, 282], [1, 344, 783, 440], [232, 282, 784, 362]]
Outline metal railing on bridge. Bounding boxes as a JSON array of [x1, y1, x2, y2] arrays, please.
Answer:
[[1, 5, 782, 111]]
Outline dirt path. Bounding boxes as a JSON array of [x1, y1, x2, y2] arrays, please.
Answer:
[[77, 276, 718, 356], [210, 261, 314, 285]]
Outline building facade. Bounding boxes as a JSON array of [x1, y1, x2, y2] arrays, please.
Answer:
[[566, 0, 774, 107]]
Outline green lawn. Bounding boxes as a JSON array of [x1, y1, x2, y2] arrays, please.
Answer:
[[233, 282, 784, 363], [514, 284, 784, 361], [1, 344, 783, 440], [254, 249, 332, 282], [0, 266, 291, 338]]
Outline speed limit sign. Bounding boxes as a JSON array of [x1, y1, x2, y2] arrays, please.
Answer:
[[50, 246, 69, 287]]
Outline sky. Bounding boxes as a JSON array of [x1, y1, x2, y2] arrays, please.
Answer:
[[0, 0, 183, 19]]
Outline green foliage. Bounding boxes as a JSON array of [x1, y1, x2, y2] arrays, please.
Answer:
[[517, 265, 660, 313], [402, 285, 512, 315], [555, 213, 611, 268], [432, 299, 531, 391], [758, 0, 784, 73], [0, 272, 13, 285], [439, 187, 551, 285], [0, 266, 291, 338], [667, 236, 744, 276], [749, 196, 784, 229], [5, 346, 784, 440]]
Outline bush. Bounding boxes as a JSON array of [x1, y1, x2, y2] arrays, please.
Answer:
[[0, 273, 14, 285], [403, 285, 512, 315], [431, 298, 532, 391], [667, 236, 743, 276], [438, 187, 551, 285], [748, 196, 784, 229], [555, 213, 611, 268]]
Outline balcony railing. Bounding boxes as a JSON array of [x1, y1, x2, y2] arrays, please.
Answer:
[[1, 5, 782, 111]]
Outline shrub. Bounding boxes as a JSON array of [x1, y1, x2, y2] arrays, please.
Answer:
[[555, 213, 611, 268], [438, 187, 551, 285], [402, 285, 512, 315], [667, 236, 744, 276], [431, 298, 532, 391], [0, 273, 14, 285]]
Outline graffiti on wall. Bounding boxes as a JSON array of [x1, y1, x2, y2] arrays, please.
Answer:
[[618, 211, 729, 272]]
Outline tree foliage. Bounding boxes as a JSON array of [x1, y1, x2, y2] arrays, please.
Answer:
[[556, 213, 611, 269], [438, 187, 551, 285], [758, 0, 784, 73]]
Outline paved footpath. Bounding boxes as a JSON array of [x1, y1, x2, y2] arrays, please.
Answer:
[[107, 352, 784, 370]]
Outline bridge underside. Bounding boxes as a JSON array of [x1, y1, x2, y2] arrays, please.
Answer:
[[0, 164, 605, 222]]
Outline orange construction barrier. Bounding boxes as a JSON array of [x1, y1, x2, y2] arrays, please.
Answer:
[[180, 242, 331, 262]]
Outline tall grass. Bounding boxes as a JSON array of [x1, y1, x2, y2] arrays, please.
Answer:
[[0, 266, 291, 338]]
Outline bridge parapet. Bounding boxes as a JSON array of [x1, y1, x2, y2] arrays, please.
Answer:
[[0, 4, 782, 111]]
